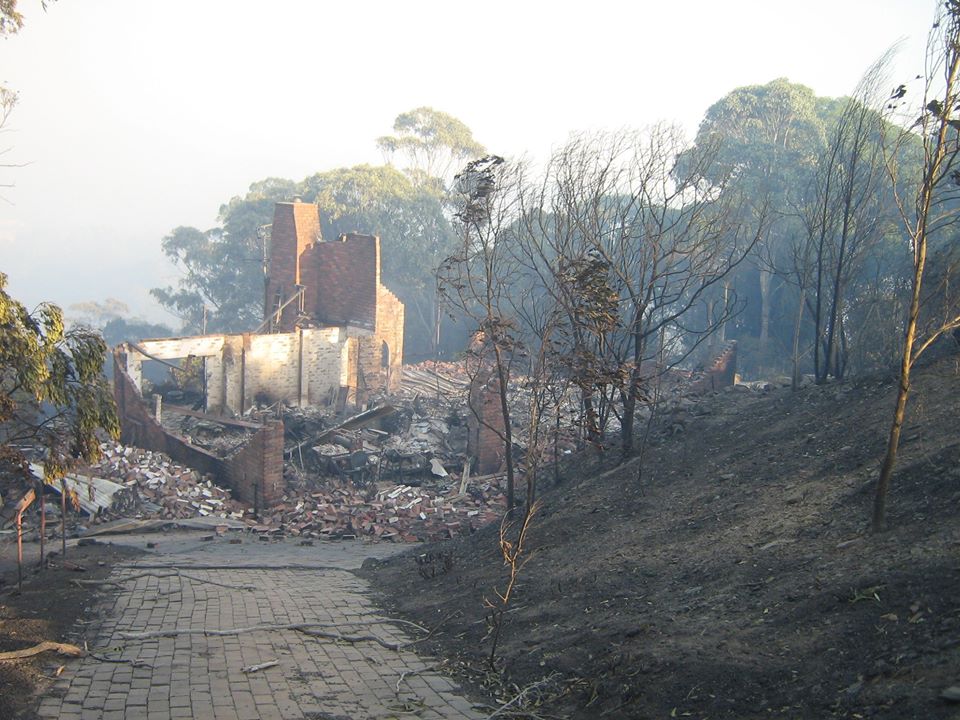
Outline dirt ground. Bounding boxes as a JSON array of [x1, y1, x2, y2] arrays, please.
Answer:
[[0, 542, 143, 720], [362, 350, 960, 719]]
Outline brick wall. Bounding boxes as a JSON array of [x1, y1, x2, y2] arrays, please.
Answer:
[[128, 330, 349, 416], [222, 420, 285, 509], [310, 233, 379, 329], [113, 348, 284, 507], [245, 333, 300, 405], [300, 327, 347, 406], [353, 275, 405, 399], [343, 337, 361, 408], [467, 369, 507, 474], [688, 341, 738, 394], [377, 285, 405, 394]]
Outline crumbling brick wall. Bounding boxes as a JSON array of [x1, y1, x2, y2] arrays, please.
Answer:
[[308, 233, 380, 329], [688, 341, 738, 394], [122, 330, 347, 416], [375, 285, 404, 394], [467, 370, 506, 474], [113, 348, 284, 507], [356, 284, 405, 399], [222, 420, 285, 509]]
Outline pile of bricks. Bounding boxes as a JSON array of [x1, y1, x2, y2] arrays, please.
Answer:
[[252, 480, 506, 543], [85, 443, 246, 521]]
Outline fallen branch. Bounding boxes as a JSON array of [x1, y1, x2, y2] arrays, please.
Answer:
[[242, 659, 279, 673], [0, 641, 84, 662], [88, 653, 152, 668], [298, 609, 455, 652], [396, 665, 438, 693], [119, 617, 427, 642], [297, 627, 417, 651], [72, 570, 256, 591]]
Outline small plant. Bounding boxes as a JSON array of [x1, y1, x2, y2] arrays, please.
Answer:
[[483, 500, 541, 669], [848, 585, 884, 604]]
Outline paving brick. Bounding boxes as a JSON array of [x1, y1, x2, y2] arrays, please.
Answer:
[[34, 537, 484, 719]]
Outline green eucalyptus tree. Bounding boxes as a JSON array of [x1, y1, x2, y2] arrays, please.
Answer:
[[804, 56, 894, 382], [690, 79, 826, 375], [0, 272, 119, 483]]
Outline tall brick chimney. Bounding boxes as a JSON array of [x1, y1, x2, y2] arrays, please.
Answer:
[[265, 200, 322, 331]]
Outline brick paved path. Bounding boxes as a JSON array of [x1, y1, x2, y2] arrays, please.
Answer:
[[38, 534, 484, 720]]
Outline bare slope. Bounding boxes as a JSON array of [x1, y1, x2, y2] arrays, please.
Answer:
[[364, 351, 960, 719]]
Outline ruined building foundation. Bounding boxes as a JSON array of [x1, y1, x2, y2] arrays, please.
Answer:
[[112, 200, 405, 507]]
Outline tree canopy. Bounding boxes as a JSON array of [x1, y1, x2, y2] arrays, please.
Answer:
[[683, 76, 919, 378], [0, 0, 23, 35], [377, 106, 485, 188]]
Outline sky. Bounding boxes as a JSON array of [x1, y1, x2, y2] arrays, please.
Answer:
[[0, 0, 933, 326]]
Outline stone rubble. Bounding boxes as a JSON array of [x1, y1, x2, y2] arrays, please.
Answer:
[[256, 477, 506, 543], [82, 443, 245, 521], [75, 438, 508, 544]]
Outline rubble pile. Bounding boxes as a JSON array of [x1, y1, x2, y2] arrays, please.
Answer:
[[395, 362, 469, 403], [379, 415, 462, 462], [255, 477, 506, 543], [160, 413, 257, 457], [83, 443, 245, 521]]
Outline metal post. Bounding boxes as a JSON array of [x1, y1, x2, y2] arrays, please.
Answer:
[[39, 488, 45, 568], [17, 508, 23, 592], [60, 479, 67, 558]]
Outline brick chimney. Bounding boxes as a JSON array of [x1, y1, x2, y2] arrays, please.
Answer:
[[265, 201, 322, 331]]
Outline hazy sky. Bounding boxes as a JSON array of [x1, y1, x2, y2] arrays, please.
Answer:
[[0, 0, 932, 326]]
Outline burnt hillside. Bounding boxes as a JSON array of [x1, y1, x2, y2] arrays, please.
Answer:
[[364, 350, 960, 719]]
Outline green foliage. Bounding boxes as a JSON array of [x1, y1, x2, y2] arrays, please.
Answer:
[[0, 272, 119, 483], [151, 224, 266, 334], [688, 79, 841, 375], [0, 0, 23, 35], [0, 0, 55, 36], [377, 106, 485, 187], [696, 78, 825, 192]]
